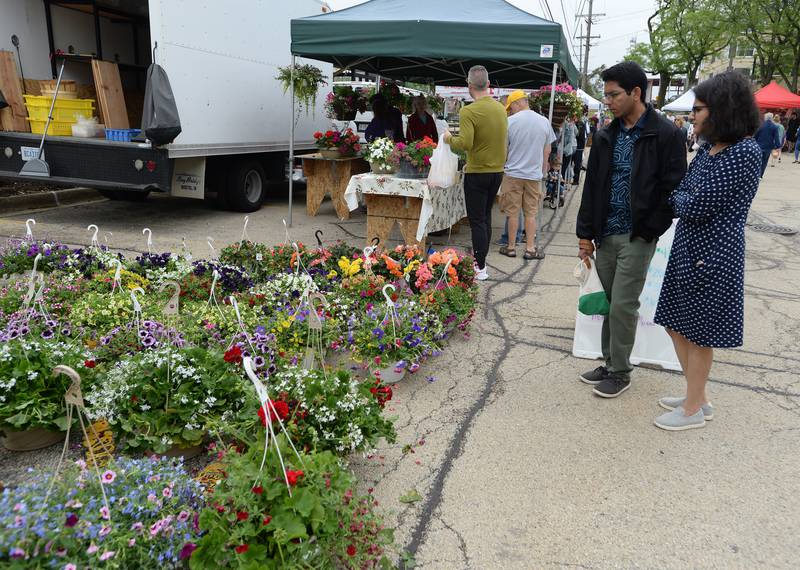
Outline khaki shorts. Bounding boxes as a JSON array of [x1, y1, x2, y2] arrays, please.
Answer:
[[499, 175, 542, 218]]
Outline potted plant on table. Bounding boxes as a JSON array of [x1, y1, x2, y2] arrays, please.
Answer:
[[364, 137, 398, 174], [392, 136, 437, 179], [324, 85, 368, 121], [313, 128, 362, 159]]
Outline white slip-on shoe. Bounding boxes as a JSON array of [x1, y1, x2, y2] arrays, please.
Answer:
[[658, 397, 714, 420]]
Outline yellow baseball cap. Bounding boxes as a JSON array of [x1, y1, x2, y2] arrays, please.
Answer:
[[505, 90, 527, 110]]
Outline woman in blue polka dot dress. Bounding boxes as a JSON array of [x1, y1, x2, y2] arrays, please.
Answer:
[[653, 72, 762, 431]]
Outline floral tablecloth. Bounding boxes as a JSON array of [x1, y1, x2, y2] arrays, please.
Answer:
[[344, 173, 466, 241]]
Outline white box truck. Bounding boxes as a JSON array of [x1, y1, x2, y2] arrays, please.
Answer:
[[0, 0, 332, 211]]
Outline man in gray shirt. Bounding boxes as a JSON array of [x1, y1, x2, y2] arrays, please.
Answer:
[[498, 90, 556, 259]]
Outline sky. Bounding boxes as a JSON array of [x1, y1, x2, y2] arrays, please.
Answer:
[[326, 0, 654, 75]]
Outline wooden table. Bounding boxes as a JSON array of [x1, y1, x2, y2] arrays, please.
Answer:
[[344, 173, 467, 248], [300, 153, 369, 219]]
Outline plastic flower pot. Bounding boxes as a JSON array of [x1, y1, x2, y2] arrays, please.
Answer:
[[396, 159, 429, 179], [372, 363, 407, 383], [370, 161, 397, 175], [320, 149, 341, 159], [146, 443, 204, 460], [2, 427, 64, 451]]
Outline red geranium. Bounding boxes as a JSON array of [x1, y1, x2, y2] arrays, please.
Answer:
[[262, 515, 272, 526], [223, 345, 242, 364], [369, 382, 393, 408], [258, 400, 289, 426], [84, 360, 96, 368], [234, 544, 249, 554], [236, 511, 249, 521], [347, 544, 357, 557], [251, 485, 263, 495], [285, 470, 304, 486]]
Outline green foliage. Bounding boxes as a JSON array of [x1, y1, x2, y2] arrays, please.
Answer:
[[0, 338, 96, 432], [191, 437, 395, 569], [276, 64, 327, 114]]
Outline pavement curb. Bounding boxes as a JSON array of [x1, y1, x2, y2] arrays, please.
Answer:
[[0, 187, 104, 215]]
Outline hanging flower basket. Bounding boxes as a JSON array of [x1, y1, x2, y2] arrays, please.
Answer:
[[2, 427, 64, 451], [146, 443, 204, 460], [529, 83, 584, 129]]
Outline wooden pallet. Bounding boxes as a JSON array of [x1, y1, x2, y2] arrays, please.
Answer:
[[0, 50, 29, 132], [91, 59, 129, 129]]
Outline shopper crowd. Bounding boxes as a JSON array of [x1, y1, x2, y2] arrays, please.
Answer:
[[440, 61, 768, 431]]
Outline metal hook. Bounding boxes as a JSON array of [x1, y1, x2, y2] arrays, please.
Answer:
[[25, 218, 35, 238], [371, 237, 380, 247], [315, 230, 323, 247]]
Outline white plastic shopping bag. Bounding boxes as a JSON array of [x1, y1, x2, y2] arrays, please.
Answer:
[[573, 258, 609, 315], [427, 140, 458, 189]]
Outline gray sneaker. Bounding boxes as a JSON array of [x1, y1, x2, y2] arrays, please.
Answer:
[[654, 406, 706, 431], [659, 397, 714, 420], [579, 366, 608, 385]]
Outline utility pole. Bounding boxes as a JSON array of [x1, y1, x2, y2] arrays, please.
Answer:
[[577, 0, 603, 90]]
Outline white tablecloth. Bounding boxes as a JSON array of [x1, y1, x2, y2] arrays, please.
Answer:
[[344, 173, 467, 241]]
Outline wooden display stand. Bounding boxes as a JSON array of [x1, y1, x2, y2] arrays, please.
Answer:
[[302, 154, 369, 219], [365, 194, 426, 249]]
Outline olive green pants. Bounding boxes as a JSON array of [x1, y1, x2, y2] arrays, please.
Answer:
[[594, 234, 657, 379]]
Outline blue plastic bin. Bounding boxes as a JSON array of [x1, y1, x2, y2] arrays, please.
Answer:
[[104, 128, 142, 142]]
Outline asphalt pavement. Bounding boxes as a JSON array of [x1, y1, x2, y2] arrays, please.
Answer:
[[0, 161, 798, 569]]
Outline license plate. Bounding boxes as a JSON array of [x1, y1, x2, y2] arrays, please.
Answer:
[[21, 146, 44, 161]]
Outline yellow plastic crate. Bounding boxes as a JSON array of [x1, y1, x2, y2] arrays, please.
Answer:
[[27, 118, 74, 136], [23, 95, 95, 123]]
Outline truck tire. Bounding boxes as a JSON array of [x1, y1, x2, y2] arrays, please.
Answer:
[[98, 189, 151, 201], [225, 160, 265, 212]]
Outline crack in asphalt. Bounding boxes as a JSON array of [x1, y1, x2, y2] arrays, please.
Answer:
[[402, 190, 577, 566]]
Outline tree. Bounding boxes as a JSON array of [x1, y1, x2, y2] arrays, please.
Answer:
[[724, 0, 800, 89], [663, 0, 733, 87]]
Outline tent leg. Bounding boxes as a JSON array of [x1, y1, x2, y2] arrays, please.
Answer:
[[538, 63, 560, 244], [288, 55, 296, 228]]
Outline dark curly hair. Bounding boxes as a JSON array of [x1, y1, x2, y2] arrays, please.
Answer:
[[692, 72, 760, 144]]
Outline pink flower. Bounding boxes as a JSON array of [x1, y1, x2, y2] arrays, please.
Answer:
[[12, 503, 22, 512], [99, 551, 115, 561], [147, 493, 157, 503], [99, 506, 110, 520], [130, 522, 143, 532], [101, 470, 116, 484], [128, 538, 136, 547], [177, 510, 190, 522], [64, 564, 77, 570], [87, 544, 98, 554], [162, 487, 172, 498], [99, 526, 111, 537]]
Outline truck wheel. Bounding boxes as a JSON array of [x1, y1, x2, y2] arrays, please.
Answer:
[[226, 160, 265, 212], [98, 189, 151, 201]]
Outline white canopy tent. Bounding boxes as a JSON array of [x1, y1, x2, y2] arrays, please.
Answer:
[[577, 88, 601, 110], [662, 89, 695, 112]]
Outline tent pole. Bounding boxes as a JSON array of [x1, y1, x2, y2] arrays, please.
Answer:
[[538, 62, 559, 244], [288, 55, 296, 228], [547, 63, 558, 122]]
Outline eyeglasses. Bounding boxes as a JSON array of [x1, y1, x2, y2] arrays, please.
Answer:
[[691, 105, 709, 114], [602, 90, 629, 102]]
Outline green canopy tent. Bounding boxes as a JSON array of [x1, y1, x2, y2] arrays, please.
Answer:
[[286, 0, 579, 224]]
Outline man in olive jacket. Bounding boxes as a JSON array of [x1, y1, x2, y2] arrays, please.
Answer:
[[576, 61, 687, 398]]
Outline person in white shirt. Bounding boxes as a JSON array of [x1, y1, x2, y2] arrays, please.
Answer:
[[498, 90, 556, 260]]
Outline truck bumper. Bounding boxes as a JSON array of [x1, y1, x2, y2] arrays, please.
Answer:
[[0, 133, 171, 191]]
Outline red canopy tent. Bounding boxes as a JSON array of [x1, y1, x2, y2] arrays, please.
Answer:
[[754, 81, 800, 110]]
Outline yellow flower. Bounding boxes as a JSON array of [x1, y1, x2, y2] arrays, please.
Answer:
[[404, 259, 421, 276], [327, 270, 338, 279], [337, 257, 363, 277]]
